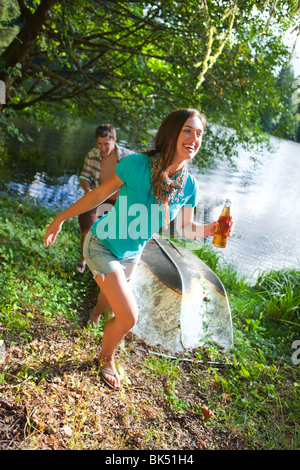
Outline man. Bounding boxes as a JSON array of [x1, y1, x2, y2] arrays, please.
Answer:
[[77, 123, 132, 273]]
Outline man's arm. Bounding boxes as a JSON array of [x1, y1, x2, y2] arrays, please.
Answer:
[[80, 177, 92, 194], [79, 148, 99, 191]]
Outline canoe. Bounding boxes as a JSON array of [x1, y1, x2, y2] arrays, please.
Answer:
[[131, 234, 233, 353]]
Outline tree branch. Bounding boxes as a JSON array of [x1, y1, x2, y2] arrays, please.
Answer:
[[0, 0, 59, 82], [195, 2, 237, 89]]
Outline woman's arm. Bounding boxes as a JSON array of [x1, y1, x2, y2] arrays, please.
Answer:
[[176, 206, 219, 238], [45, 172, 123, 246]]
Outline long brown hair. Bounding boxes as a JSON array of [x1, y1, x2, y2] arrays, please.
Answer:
[[146, 108, 206, 188]]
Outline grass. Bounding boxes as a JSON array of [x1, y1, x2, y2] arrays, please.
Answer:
[[0, 193, 299, 450]]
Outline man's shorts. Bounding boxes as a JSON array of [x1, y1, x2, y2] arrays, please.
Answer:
[[78, 198, 116, 233], [83, 230, 141, 281]]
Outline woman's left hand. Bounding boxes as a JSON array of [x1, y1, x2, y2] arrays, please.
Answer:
[[205, 217, 233, 237], [205, 221, 219, 237]]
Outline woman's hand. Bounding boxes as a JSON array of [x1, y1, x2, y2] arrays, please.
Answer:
[[204, 221, 219, 237], [205, 216, 233, 237], [45, 216, 64, 247], [208, 217, 233, 237]]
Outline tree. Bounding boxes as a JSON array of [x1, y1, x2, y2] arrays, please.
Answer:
[[259, 66, 299, 139], [1, 0, 299, 161]]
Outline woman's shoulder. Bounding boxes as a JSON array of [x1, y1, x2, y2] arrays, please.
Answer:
[[128, 152, 149, 160], [115, 153, 151, 181], [119, 152, 150, 167], [186, 171, 198, 187], [184, 171, 199, 196]]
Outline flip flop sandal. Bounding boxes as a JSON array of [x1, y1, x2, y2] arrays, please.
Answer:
[[76, 262, 86, 274], [100, 367, 120, 391]]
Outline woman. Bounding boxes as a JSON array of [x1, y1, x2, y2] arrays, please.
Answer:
[[45, 108, 226, 391]]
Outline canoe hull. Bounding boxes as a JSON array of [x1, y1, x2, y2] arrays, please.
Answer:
[[131, 235, 233, 353]]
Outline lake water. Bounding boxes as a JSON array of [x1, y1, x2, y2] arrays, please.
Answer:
[[192, 138, 300, 280], [1, 125, 299, 282]]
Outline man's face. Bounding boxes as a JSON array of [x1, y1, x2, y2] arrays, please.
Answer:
[[96, 136, 116, 157]]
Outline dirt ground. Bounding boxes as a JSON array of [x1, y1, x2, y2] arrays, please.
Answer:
[[0, 310, 250, 451]]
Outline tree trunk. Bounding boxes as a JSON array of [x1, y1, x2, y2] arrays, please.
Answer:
[[0, 0, 58, 83]]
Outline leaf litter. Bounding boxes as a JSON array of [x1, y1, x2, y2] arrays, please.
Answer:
[[0, 309, 249, 451]]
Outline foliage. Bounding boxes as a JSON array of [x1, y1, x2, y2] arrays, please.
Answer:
[[196, 243, 300, 333], [0, 0, 20, 53], [193, 244, 300, 449], [0, 0, 299, 159], [260, 66, 300, 140], [0, 193, 299, 450], [255, 269, 300, 325]]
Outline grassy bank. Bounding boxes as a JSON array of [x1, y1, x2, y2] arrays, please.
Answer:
[[0, 193, 299, 450]]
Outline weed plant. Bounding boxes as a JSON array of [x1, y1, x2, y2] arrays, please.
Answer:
[[0, 193, 299, 450], [193, 244, 300, 449]]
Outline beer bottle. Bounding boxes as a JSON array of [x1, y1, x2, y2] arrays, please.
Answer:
[[213, 199, 231, 248]]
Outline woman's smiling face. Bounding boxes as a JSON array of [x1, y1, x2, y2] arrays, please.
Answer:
[[174, 115, 204, 165]]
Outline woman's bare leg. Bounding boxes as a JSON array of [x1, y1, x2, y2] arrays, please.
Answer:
[[90, 290, 110, 325], [94, 268, 138, 389]]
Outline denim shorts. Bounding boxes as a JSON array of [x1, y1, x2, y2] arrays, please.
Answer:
[[83, 230, 141, 281]]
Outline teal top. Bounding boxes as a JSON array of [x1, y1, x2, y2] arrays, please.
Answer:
[[91, 153, 199, 258]]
